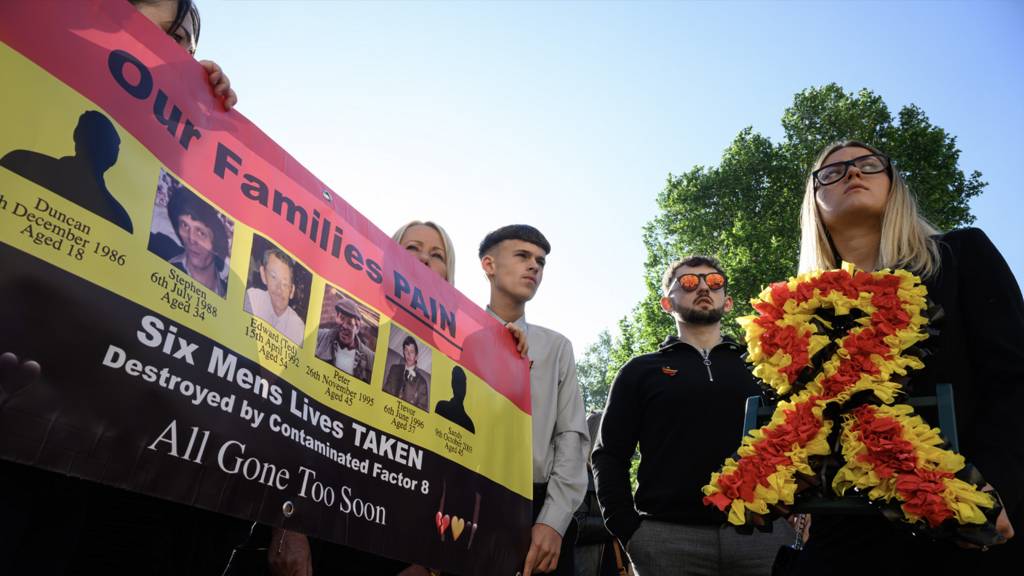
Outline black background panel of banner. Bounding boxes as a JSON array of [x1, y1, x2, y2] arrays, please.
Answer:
[[0, 243, 530, 573]]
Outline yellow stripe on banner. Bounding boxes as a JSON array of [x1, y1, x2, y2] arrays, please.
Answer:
[[0, 42, 533, 499]]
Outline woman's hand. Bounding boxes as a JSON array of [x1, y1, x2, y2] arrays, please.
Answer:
[[976, 484, 1014, 549], [949, 483, 1014, 550], [199, 59, 237, 110], [786, 513, 811, 543], [995, 506, 1015, 542]]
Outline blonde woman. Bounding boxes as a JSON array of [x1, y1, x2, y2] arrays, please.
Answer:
[[393, 220, 457, 284], [792, 141, 1022, 574], [393, 220, 527, 356]]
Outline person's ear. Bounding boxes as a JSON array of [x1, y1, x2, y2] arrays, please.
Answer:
[[480, 254, 495, 278], [258, 265, 267, 285], [724, 295, 734, 314], [289, 284, 296, 300], [659, 296, 672, 314]]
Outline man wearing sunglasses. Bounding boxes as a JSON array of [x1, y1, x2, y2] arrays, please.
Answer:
[[592, 256, 791, 576]]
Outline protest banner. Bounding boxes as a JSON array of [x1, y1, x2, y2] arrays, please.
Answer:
[[0, 2, 532, 573]]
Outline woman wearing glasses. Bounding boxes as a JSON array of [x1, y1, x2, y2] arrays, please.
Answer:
[[791, 141, 1022, 573]]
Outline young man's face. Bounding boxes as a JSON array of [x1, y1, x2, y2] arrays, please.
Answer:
[[482, 240, 546, 304], [660, 264, 732, 325], [403, 343, 418, 367]]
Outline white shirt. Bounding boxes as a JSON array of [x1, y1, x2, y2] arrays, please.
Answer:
[[488, 308, 589, 536], [243, 288, 305, 346], [333, 346, 357, 373]]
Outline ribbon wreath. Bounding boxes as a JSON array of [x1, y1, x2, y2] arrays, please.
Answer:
[[702, 264, 1002, 542]]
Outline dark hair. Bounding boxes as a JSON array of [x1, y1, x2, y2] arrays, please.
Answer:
[[478, 224, 551, 259], [168, 186, 229, 257], [661, 255, 727, 294], [401, 335, 419, 355], [129, 0, 202, 50], [451, 366, 467, 397], [72, 111, 120, 170], [73, 110, 119, 145]]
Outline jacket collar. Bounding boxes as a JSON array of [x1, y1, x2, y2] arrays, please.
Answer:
[[658, 333, 741, 353]]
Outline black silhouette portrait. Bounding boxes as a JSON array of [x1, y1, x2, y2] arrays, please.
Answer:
[[1, 110, 133, 233], [435, 366, 475, 434]]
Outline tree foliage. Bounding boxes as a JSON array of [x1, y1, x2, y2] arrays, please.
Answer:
[[606, 84, 985, 368], [575, 329, 613, 413]]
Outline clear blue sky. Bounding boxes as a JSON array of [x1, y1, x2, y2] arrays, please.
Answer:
[[198, 0, 1023, 355]]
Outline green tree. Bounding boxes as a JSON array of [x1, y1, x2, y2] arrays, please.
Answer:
[[610, 84, 985, 366], [576, 329, 613, 412]]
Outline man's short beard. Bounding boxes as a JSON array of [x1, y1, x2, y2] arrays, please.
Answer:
[[677, 303, 725, 325]]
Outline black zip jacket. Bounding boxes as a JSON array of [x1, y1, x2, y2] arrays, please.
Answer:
[[591, 334, 761, 543]]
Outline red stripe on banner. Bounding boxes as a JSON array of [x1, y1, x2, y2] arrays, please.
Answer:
[[0, 0, 531, 414]]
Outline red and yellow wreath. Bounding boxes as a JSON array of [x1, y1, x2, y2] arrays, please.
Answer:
[[702, 264, 998, 536]]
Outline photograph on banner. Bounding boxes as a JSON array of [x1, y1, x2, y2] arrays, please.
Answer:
[[435, 365, 476, 434], [242, 234, 311, 347], [382, 324, 432, 412], [0, 108, 134, 234], [314, 284, 380, 384], [148, 168, 234, 299], [430, 355, 484, 463]]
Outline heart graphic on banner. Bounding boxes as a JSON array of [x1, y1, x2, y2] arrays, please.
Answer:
[[451, 516, 465, 541]]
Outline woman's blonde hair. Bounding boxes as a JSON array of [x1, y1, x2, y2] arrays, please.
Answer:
[[798, 140, 941, 277], [391, 221, 456, 284]]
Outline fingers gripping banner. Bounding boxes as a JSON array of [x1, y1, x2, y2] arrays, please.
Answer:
[[0, 2, 532, 573]]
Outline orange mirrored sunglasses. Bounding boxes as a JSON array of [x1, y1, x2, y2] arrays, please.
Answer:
[[677, 272, 726, 292]]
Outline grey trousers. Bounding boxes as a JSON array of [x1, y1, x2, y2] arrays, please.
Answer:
[[625, 519, 793, 576]]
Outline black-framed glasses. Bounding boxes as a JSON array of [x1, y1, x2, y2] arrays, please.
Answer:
[[675, 272, 726, 292], [812, 154, 891, 187]]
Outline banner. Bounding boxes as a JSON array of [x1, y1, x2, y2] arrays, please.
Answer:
[[0, 2, 531, 573]]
